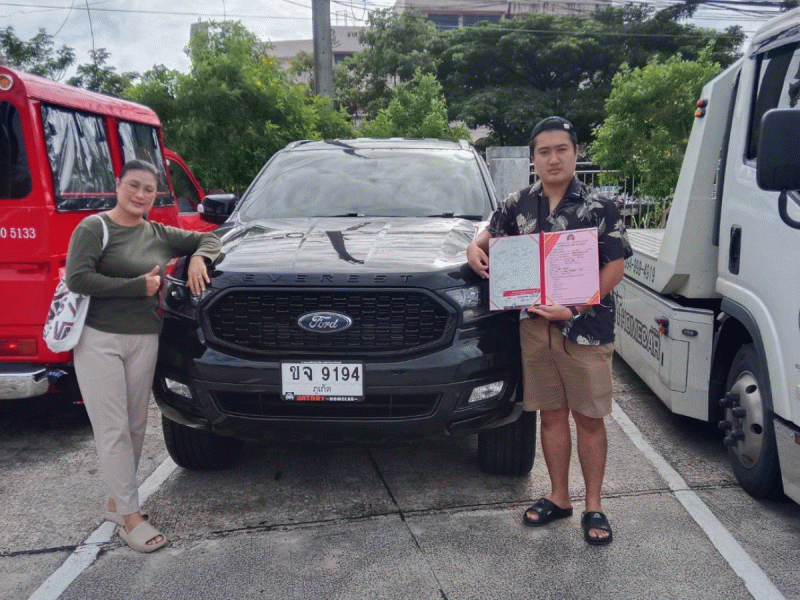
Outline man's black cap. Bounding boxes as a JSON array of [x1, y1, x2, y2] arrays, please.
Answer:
[[529, 116, 577, 146]]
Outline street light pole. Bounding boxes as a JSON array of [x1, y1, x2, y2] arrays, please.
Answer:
[[312, 0, 333, 98]]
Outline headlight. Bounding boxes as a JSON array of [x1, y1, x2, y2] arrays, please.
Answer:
[[443, 285, 489, 323], [159, 276, 205, 319]]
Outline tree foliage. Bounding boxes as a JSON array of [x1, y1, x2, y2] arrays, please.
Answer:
[[590, 50, 722, 199], [0, 26, 74, 80], [126, 21, 353, 194], [436, 6, 743, 147], [361, 70, 470, 140], [67, 48, 139, 97], [336, 9, 440, 118]]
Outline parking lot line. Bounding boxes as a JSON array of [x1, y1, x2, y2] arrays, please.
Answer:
[[27, 405, 785, 600], [611, 403, 785, 600], [27, 458, 178, 600]]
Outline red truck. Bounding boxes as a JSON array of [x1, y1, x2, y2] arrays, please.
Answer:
[[0, 66, 221, 403]]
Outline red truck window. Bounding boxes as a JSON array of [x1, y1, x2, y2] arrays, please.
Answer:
[[167, 159, 201, 212], [118, 120, 173, 208], [0, 101, 32, 199], [41, 104, 116, 211]]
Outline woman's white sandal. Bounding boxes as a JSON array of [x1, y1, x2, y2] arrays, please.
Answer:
[[118, 521, 167, 553]]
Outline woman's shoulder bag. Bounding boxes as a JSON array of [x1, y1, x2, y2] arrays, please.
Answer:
[[43, 215, 109, 353]]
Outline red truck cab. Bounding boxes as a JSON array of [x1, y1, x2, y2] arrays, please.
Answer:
[[0, 66, 218, 402]]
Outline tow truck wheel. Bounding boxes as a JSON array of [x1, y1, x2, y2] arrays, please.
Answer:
[[722, 344, 783, 499], [162, 415, 242, 471], [477, 409, 536, 476]]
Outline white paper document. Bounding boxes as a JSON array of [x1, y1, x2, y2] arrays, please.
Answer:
[[489, 228, 600, 310]]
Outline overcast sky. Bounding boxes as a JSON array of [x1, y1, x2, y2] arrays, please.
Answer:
[[1, 0, 784, 78]]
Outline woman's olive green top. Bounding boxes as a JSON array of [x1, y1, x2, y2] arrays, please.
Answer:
[[65, 213, 221, 335]]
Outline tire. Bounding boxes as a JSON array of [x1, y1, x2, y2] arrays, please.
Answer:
[[722, 344, 783, 499], [162, 415, 242, 471], [477, 410, 536, 476]]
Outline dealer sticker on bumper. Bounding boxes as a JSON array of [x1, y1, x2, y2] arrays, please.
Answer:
[[281, 362, 364, 402]]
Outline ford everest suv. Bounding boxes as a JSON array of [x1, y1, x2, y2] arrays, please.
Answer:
[[154, 138, 533, 475]]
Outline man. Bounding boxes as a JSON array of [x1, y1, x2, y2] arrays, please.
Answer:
[[467, 116, 632, 545]]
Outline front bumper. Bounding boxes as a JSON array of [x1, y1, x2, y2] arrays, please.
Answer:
[[0, 364, 50, 399], [154, 317, 521, 440]]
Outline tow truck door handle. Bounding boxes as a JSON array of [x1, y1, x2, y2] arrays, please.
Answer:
[[729, 225, 741, 275]]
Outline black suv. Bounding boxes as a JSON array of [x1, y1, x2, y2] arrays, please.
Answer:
[[155, 138, 534, 475]]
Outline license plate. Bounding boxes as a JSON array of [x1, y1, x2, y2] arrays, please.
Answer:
[[281, 362, 364, 402]]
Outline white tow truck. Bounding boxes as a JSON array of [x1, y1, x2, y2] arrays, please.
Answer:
[[613, 9, 800, 503]]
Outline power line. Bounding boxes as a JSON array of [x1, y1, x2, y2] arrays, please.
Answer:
[[53, 0, 76, 35], [84, 0, 95, 56], [0, 2, 313, 20]]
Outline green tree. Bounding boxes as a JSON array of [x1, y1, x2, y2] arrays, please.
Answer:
[[436, 7, 743, 147], [361, 70, 470, 140], [288, 51, 314, 84], [67, 49, 138, 97], [336, 9, 440, 118], [126, 21, 353, 194], [124, 64, 181, 140], [590, 51, 722, 199], [0, 26, 74, 80]]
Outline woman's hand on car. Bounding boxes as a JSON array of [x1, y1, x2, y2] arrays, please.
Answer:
[[186, 255, 210, 295]]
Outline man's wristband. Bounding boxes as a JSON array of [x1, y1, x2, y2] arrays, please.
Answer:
[[568, 306, 581, 321]]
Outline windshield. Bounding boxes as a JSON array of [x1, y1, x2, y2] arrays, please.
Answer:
[[236, 147, 492, 221]]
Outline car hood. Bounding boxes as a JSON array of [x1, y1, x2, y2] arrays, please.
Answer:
[[216, 217, 482, 273]]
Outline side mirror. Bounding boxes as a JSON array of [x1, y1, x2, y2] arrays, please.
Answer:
[[199, 193, 237, 223], [756, 109, 800, 229]]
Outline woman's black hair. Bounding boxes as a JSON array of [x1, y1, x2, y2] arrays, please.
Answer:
[[119, 159, 159, 180]]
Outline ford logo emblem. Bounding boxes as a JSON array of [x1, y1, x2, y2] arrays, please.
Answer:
[[297, 311, 353, 333]]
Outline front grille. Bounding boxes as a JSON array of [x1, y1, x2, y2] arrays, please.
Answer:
[[203, 289, 453, 356], [213, 391, 440, 419]]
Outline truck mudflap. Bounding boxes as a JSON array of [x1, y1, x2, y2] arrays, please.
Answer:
[[613, 277, 715, 421], [774, 419, 800, 503]]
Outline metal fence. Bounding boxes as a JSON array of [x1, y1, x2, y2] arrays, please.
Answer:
[[531, 162, 670, 229]]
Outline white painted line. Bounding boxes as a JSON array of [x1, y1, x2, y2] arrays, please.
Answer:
[[612, 403, 785, 600], [138, 456, 178, 505], [27, 457, 177, 600]]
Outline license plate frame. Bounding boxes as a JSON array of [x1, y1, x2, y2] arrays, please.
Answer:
[[280, 361, 364, 402]]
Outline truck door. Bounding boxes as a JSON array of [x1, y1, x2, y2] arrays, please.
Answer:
[[163, 149, 215, 232], [0, 99, 48, 361], [720, 40, 800, 423]]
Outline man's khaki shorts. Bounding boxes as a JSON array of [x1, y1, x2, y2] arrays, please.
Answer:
[[520, 316, 613, 418]]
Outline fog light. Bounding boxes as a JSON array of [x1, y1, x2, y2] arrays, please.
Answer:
[[468, 381, 504, 403], [165, 378, 192, 398]]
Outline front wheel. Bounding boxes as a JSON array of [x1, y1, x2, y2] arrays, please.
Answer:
[[721, 344, 782, 499], [162, 416, 243, 471], [477, 409, 536, 476]]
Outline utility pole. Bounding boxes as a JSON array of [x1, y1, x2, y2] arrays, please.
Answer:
[[312, 0, 333, 98]]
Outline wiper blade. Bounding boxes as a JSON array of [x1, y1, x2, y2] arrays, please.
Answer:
[[428, 213, 484, 220]]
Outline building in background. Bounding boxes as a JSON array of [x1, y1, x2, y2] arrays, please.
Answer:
[[393, 0, 611, 30], [269, 0, 611, 67], [270, 26, 364, 70]]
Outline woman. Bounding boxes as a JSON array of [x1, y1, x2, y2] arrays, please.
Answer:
[[66, 159, 221, 553]]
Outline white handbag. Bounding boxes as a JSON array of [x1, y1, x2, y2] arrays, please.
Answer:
[[43, 215, 109, 353]]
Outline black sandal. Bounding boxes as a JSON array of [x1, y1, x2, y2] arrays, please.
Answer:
[[523, 497, 573, 527], [582, 511, 613, 545]]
